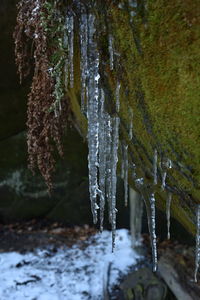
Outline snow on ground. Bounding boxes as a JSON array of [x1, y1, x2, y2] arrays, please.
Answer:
[[0, 229, 141, 300]]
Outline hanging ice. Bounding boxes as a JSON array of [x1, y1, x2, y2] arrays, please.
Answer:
[[108, 34, 114, 71], [166, 192, 172, 240], [115, 81, 121, 113], [105, 114, 113, 224], [110, 116, 120, 250], [161, 171, 167, 190], [149, 192, 157, 272], [123, 144, 129, 207], [153, 149, 158, 185], [98, 90, 106, 232], [65, 14, 74, 88], [120, 142, 125, 180], [80, 13, 88, 113], [161, 158, 172, 190], [129, 108, 133, 140], [87, 14, 100, 224], [194, 204, 200, 282]]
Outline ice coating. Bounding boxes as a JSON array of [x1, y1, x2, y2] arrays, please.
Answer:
[[153, 149, 158, 185], [149, 193, 157, 272], [87, 14, 100, 224], [80, 13, 88, 113], [110, 116, 120, 250], [166, 192, 172, 240]]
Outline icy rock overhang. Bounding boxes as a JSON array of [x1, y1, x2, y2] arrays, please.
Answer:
[[14, 0, 200, 275]]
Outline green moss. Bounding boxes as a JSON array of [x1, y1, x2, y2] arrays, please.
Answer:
[[105, 1, 200, 235], [21, 0, 200, 236]]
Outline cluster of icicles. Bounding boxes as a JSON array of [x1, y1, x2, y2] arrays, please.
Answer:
[[62, 9, 200, 280]]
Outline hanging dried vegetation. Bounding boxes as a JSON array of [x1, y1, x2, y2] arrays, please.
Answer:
[[13, 0, 69, 190]]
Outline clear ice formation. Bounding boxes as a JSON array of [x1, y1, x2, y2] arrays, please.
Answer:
[[78, 12, 120, 247], [87, 13, 100, 225], [121, 143, 129, 206], [110, 116, 120, 250], [80, 13, 88, 113], [129, 108, 133, 140], [153, 149, 158, 185], [161, 158, 172, 190], [166, 192, 172, 240], [64, 13, 74, 90], [108, 34, 114, 71], [61, 7, 188, 270], [124, 144, 129, 207], [115, 81, 121, 113], [194, 204, 200, 282], [149, 193, 157, 272], [161, 171, 167, 190]]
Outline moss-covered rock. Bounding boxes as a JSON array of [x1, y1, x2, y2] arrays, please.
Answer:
[[63, 0, 200, 236], [0, 129, 90, 223]]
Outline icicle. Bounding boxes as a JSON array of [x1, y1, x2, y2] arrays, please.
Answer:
[[98, 90, 106, 232], [123, 144, 129, 207], [161, 171, 167, 191], [111, 116, 120, 250], [153, 149, 158, 185], [149, 192, 157, 272], [166, 192, 172, 240], [129, 108, 133, 140], [130, 188, 143, 247], [194, 204, 200, 282], [115, 81, 121, 113], [161, 158, 172, 190], [131, 163, 136, 179], [120, 142, 125, 179], [120, 142, 129, 206], [80, 13, 88, 113], [64, 58, 69, 89], [105, 114, 113, 224], [87, 14, 100, 224], [63, 17, 69, 89], [108, 34, 114, 71], [66, 14, 74, 88]]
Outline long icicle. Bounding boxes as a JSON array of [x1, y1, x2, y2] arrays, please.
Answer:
[[153, 149, 158, 185], [108, 34, 114, 71], [115, 81, 121, 113], [111, 116, 120, 250], [166, 192, 172, 240], [150, 192, 158, 272], [123, 144, 129, 207], [66, 14, 74, 88], [194, 204, 200, 282], [80, 13, 88, 113], [105, 114, 113, 224], [129, 108, 133, 141], [99, 90, 106, 232], [87, 14, 100, 224]]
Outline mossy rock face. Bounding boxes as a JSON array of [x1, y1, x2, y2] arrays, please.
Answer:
[[7, 0, 200, 234], [58, 0, 199, 235]]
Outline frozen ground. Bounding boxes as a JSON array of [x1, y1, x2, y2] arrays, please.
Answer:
[[0, 229, 141, 300]]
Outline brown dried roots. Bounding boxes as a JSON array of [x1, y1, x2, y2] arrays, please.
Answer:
[[14, 0, 68, 190]]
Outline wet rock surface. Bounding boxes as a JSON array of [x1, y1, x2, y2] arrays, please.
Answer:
[[0, 128, 91, 223]]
